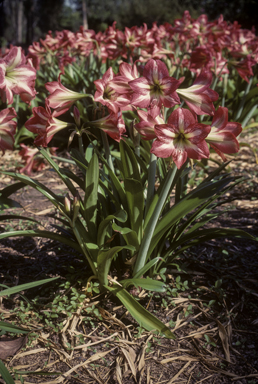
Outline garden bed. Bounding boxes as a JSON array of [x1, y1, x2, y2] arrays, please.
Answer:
[[0, 131, 258, 384]]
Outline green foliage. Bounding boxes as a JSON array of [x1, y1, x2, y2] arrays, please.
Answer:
[[1, 12, 257, 338], [0, 138, 255, 337]]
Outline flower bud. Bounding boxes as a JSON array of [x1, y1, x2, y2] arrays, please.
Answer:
[[130, 120, 141, 148], [72, 192, 81, 224], [73, 106, 81, 127], [64, 193, 71, 214]]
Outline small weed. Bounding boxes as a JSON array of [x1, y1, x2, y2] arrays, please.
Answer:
[[184, 304, 193, 317], [75, 334, 85, 345], [203, 334, 216, 348], [169, 320, 176, 328], [146, 341, 153, 353], [135, 326, 145, 338]]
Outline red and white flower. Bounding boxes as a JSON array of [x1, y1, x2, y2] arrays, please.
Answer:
[[25, 102, 71, 147], [18, 144, 57, 175], [90, 111, 126, 142], [94, 67, 130, 113], [46, 75, 86, 116], [151, 108, 211, 168], [177, 69, 218, 115], [0, 47, 36, 105], [206, 106, 242, 160], [129, 59, 180, 115], [135, 109, 165, 140], [0, 107, 17, 153], [109, 62, 139, 94]]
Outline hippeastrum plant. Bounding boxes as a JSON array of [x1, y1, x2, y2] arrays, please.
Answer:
[[0, 52, 256, 339]]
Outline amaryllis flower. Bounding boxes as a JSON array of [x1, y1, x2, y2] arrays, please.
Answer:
[[25, 102, 71, 147], [0, 46, 36, 105], [46, 75, 86, 116], [28, 42, 46, 70], [190, 46, 213, 70], [177, 70, 218, 115], [94, 67, 130, 113], [151, 108, 211, 169], [0, 107, 17, 153], [90, 111, 126, 142], [109, 62, 139, 94], [135, 109, 165, 140], [129, 59, 180, 115], [206, 106, 242, 161], [18, 145, 45, 175], [124, 26, 141, 49], [18, 144, 57, 175], [230, 55, 256, 83]]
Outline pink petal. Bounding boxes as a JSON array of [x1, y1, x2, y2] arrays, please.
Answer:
[[207, 131, 240, 154], [143, 59, 169, 82], [168, 108, 196, 130], [171, 148, 188, 169], [211, 106, 228, 130]]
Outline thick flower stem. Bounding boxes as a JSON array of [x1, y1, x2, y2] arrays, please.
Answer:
[[101, 130, 115, 173], [234, 76, 253, 121], [101, 130, 121, 205], [145, 152, 157, 217], [133, 164, 180, 276], [78, 135, 84, 157]]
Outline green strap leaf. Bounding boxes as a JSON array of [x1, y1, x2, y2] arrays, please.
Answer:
[[133, 165, 179, 276], [0, 321, 29, 334], [112, 222, 140, 250], [120, 139, 141, 180], [84, 152, 99, 241], [0, 277, 59, 297], [119, 278, 166, 292], [124, 178, 144, 241], [0, 215, 40, 224], [97, 246, 135, 287], [71, 153, 121, 210], [163, 228, 257, 262], [106, 284, 175, 339], [147, 177, 235, 260], [133, 257, 162, 279], [172, 227, 256, 251], [0, 359, 15, 384], [0, 182, 25, 198], [97, 210, 127, 247], [0, 197, 22, 210], [0, 230, 82, 253], [102, 159, 128, 211], [0, 171, 61, 208], [38, 147, 78, 196]]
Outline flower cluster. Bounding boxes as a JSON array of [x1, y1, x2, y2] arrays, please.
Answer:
[[92, 58, 241, 168], [25, 12, 258, 82], [20, 56, 242, 168], [0, 11, 251, 169]]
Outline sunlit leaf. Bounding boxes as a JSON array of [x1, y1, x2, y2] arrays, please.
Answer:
[[107, 284, 175, 339]]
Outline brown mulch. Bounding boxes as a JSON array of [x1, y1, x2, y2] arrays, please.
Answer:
[[0, 133, 258, 384]]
